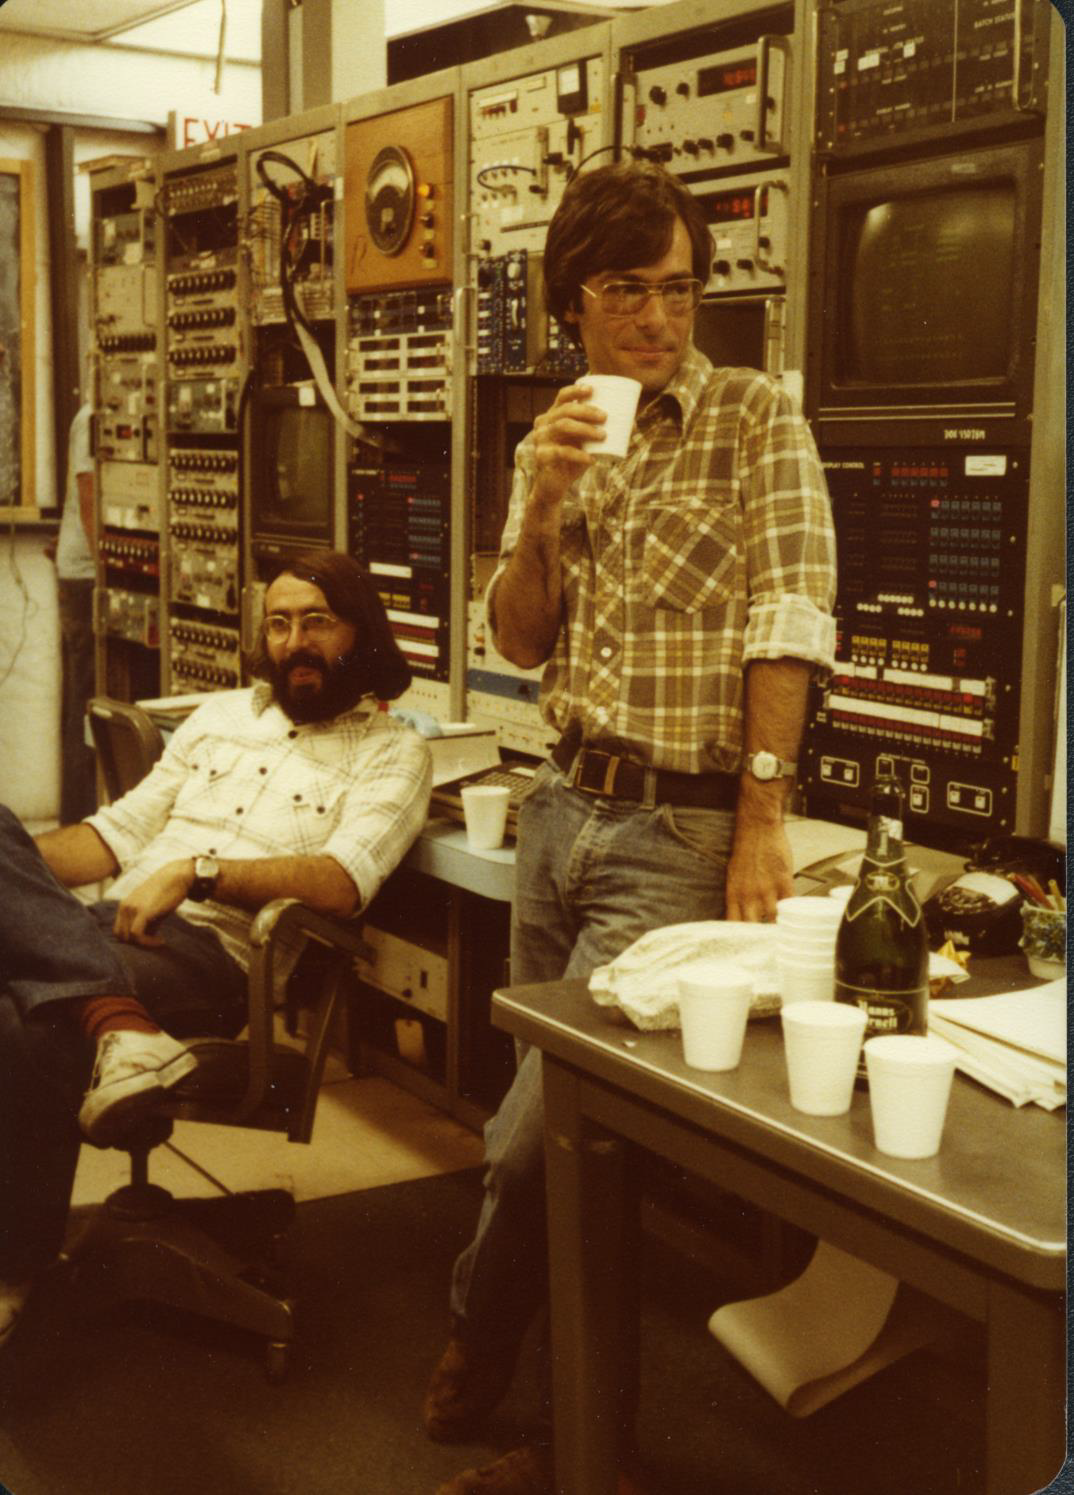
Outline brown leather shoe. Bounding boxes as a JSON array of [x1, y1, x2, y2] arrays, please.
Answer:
[[423, 1332, 517, 1443], [435, 1444, 552, 1495]]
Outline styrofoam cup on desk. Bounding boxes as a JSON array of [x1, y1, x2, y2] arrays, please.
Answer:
[[781, 1000, 868, 1115], [582, 375, 643, 458], [460, 784, 511, 850], [864, 1035, 959, 1160], [676, 960, 754, 1072]]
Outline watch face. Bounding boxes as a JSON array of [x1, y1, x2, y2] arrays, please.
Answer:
[[751, 751, 778, 780]]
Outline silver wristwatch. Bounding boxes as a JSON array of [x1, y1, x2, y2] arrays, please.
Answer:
[[746, 750, 797, 783]]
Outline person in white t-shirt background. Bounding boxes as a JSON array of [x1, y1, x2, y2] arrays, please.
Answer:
[[52, 402, 96, 824]]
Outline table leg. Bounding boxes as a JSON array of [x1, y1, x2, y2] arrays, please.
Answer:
[[543, 1058, 640, 1495], [985, 1277, 1066, 1495]]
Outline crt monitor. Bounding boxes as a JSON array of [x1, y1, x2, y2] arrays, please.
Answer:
[[812, 139, 1042, 421], [251, 387, 334, 545]]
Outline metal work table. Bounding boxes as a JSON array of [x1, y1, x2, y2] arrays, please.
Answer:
[[492, 977, 1066, 1495]]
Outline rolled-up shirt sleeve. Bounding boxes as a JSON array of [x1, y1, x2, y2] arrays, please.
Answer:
[[318, 719, 432, 911], [738, 380, 837, 676]]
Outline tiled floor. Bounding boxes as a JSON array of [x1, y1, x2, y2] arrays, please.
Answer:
[[71, 1054, 486, 1211]]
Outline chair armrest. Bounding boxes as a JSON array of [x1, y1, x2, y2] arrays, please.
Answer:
[[238, 899, 372, 1132], [250, 896, 374, 962]]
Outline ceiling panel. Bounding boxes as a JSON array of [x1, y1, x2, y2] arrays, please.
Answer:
[[0, 0, 260, 61]]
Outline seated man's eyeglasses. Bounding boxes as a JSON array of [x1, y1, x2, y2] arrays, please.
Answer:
[[262, 611, 341, 642], [582, 278, 705, 317]]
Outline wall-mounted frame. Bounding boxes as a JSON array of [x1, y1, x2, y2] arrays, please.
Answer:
[[0, 159, 35, 514]]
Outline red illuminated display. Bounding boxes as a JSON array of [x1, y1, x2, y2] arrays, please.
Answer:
[[697, 59, 758, 96], [704, 190, 756, 223]]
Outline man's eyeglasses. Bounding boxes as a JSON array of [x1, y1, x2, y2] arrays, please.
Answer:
[[262, 611, 341, 642], [581, 278, 704, 317]]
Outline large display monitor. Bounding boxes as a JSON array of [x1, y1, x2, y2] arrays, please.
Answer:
[[810, 139, 1042, 426]]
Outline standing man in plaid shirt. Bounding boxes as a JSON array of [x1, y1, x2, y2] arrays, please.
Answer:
[[0, 551, 431, 1348], [426, 162, 837, 1495]]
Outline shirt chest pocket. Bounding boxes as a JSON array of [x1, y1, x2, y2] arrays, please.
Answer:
[[174, 738, 248, 813], [635, 498, 739, 613], [271, 759, 349, 828]]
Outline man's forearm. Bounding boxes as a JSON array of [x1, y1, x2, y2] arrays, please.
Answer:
[[726, 657, 814, 921], [491, 495, 564, 668], [736, 656, 812, 824], [212, 854, 359, 918], [36, 822, 119, 886]]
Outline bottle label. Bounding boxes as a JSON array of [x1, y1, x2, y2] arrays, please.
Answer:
[[835, 981, 924, 1036], [843, 853, 923, 928]]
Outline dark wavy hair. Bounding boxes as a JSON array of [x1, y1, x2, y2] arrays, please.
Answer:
[[249, 549, 412, 702], [544, 161, 713, 345]]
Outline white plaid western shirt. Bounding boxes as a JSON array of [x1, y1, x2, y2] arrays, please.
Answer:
[[87, 684, 432, 971], [489, 348, 837, 775]]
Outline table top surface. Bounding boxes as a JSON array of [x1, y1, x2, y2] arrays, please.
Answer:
[[493, 976, 1067, 1289]]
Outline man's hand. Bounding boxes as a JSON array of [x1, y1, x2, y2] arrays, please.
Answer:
[[113, 859, 195, 947], [725, 818, 794, 922], [530, 382, 603, 508]]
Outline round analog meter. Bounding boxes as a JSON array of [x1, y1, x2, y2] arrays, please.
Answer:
[[365, 144, 415, 256]]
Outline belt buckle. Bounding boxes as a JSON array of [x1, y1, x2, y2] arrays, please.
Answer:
[[573, 749, 621, 796]]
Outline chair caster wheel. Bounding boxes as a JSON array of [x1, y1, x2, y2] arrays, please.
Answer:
[[265, 1340, 290, 1383]]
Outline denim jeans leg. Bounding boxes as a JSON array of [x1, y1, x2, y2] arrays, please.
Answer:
[[450, 768, 736, 1351], [0, 806, 135, 1014], [0, 807, 247, 1278]]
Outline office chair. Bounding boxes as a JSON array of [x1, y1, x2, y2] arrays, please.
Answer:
[[69, 698, 372, 1379], [86, 695, 166, 801]]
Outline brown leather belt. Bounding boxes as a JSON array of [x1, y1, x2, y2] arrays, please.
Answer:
[[551, 734, 738, 810]]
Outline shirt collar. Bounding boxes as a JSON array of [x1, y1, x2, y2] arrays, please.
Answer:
[[636, 343, 711, 435], [250, 679, 374, 729]]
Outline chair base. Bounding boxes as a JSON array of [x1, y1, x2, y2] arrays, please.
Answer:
[[63, 1184, 298, 1380]]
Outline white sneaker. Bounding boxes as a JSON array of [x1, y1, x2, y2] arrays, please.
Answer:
[[0, 1279, 30, 1350], [78, 1029, 198, 1146]]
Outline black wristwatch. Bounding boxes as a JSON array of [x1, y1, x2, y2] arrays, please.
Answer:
[[189, 854, 220, 903]]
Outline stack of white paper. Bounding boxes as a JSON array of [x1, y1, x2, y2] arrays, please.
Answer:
[[929, 980, 1066, 1110]]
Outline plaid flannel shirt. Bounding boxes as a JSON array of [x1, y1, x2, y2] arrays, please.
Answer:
[[87, 685, 432, 973], [489, 348, 837, 776]]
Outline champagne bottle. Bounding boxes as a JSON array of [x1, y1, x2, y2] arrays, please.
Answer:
[[835, 773, 929, 1060]]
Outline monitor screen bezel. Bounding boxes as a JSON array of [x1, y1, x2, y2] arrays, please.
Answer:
[[250, 385, 335, 546], [809, 138, 1043, 426]]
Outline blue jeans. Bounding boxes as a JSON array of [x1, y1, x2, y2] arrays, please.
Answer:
[[449, 761, 734, 1349], [0, 806, 246, 1280]]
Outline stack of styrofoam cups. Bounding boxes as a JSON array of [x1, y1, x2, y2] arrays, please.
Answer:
[[775, 895, 844, 1006]]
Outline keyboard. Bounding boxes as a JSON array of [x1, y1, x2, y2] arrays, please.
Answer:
[[430, 762, 538, 838]]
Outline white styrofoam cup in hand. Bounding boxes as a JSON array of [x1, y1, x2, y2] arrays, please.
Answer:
[[582, 375, 643, 458]]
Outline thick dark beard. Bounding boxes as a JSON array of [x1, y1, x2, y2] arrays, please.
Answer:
[[269, 648, 372, 724]]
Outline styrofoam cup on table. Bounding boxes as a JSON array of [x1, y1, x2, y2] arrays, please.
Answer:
[[864, 1035, 959, 1159], [777, 954, 835, 1005], [582, 375, 643, 458], [460, 784, 511, 850], [827, 885, 855, 904], [676, 960, 754, 1072], [781, 1000, 868, 1115]]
